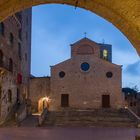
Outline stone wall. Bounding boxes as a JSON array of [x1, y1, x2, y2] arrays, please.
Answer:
[[50, 55, 123, 110], [0, 73, 17, 121], [29, 38, 123, 112], [20, 8, 32, 100], [0, 10, 31, 122], [50, 39, 123, 110], [0, 16, 21, 121], [29, 77, 50, 112], [71, 38, 100, 58]]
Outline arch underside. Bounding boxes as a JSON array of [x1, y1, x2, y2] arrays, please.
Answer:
[[0, 0, 140, 55]]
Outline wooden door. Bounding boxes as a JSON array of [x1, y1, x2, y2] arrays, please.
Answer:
[[61, 94, 69, 107], [102, 95, 110, 108]]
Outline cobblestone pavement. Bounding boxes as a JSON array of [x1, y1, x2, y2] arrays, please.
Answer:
[[0, 127, 140, 140]]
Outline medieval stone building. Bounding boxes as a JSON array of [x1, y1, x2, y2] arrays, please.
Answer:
[[0, 9, 32, 123], [30, 38, 123, 112]]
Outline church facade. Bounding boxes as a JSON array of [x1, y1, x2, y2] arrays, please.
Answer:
[[30, 38, 123, 112]]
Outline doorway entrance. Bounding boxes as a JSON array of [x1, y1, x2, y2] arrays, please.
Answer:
[[38, 97, 50, 112], [102, 95, 110, 108], [61, 94, 69, 107]]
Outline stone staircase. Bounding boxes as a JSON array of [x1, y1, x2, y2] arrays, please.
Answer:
[[20, 115, 39, 127], [42, 109, 137, 128]]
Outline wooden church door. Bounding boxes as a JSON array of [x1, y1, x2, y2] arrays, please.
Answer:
[[102, 95, 110, 108]]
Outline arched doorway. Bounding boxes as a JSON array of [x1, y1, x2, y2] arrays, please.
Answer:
[[0, 1, 140, 54], [38, 97, 50, 112]]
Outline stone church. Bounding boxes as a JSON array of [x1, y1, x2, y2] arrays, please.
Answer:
[[30, 38, 123, 112]]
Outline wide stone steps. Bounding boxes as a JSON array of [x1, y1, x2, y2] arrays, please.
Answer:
[[43, 109, 137, 128], [20, 115, 38, 127]]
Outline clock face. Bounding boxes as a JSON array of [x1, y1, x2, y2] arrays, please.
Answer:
[[81, 62, 90, 71]]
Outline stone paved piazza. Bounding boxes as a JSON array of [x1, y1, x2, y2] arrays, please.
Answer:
[[0, 127, 140, 140]]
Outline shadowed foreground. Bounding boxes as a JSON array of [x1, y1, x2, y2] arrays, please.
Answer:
[[0, 127, 140, 140]]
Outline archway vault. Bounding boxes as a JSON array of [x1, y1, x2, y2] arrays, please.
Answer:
[[0, 0, 140, 55]]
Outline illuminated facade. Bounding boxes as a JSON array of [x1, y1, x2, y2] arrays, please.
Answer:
[[50, 38, 123, 110], [30, 38, 123, 112]]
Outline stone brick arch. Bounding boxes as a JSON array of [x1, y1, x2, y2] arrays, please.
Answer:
[[0, 0, 140, 54]]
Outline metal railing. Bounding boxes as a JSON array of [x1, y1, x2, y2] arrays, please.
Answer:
[[127, 108, 140, 121], [126, 107, 140, 127]]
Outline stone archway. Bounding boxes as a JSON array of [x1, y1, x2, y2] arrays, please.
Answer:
[[0, 0, 140, 54], [38, 97, 50, 112]]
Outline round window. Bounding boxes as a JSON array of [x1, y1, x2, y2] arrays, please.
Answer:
[[81, 62, 90, 72], [59, 71, 65, 78], [106, 72, 113, 78]]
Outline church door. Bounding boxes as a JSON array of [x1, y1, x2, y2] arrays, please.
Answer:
[[102, 95, 110, 108], [61, 94, 69, 107]]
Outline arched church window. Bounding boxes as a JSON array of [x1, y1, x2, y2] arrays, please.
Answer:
[[106, 72, 113, 78], [9, 58, 13, 72], [18, 43, 21, 60], [18, 29, 22, 40], [0, 22, 5, 36], [9, 32, 14, 45], [59, 71, 65, 78], [81, 62, 90, 72], [103, 49, 108, 60], [0, 50, 3, 65], [8, 89, 12, 103], [0, 86, 2, 99]]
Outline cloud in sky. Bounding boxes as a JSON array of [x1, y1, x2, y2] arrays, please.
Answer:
[[31, 4, 140, 89], [124, 61, 140, 76], [122, 61, 140, 90]]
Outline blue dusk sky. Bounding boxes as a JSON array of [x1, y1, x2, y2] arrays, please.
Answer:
[[31, 4, 140, 90]]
